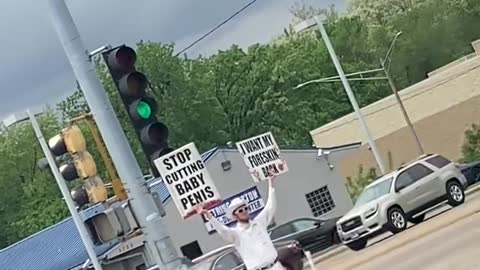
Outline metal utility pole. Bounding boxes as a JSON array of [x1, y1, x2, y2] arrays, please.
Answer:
[[294, 16, 387, 174], [48, 0, 181, 269], [381, 32, 425, 155], [296, 29, 425, 166], [27, 110, 103, 270], [381, 61, 424, 155]]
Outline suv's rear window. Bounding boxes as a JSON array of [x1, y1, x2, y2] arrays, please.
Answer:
[[426, 155, 451, 168]]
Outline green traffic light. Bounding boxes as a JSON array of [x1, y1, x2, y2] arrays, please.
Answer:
[[136, 101, 152, 119]]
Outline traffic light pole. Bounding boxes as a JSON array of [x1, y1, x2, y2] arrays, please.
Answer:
[[48, 0, 182, 269], [27, 110, 103, 270]]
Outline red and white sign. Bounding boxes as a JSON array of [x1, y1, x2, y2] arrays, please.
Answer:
[[236, 132, 288, 182], [154, 142, 221, 219]]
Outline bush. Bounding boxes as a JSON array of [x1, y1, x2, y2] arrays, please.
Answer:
[[461, 124, 480, 163], [346, 165, 378, 202]]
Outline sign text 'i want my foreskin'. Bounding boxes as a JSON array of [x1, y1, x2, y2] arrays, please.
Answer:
[[239, 133, 281, 176], [239, 134, 279, 166]]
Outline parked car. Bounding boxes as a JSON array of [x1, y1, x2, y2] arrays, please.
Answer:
[[190, 240, 303, 270], [336, 154, 467, 251], [459, 161, 480, 186], [268, 217, 341, 254]]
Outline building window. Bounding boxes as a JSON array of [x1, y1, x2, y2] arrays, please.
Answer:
[[305, 186, 335, 217]]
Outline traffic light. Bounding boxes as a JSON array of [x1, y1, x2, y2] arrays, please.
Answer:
[[71, 186, 89, 207], [48, 125, 108, 207], [85, 203, 139, 244], [102, 45, 173, 177]]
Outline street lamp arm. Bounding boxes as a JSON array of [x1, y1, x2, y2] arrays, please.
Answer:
[[382, 31, 403, 67], [320, 77, 388, 83], [295, 77, 335, 89], [295, 68, 385, 89]]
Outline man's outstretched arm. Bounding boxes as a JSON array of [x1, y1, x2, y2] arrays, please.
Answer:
[[255, 171, 277, 227], [197, 205, 237, 243]]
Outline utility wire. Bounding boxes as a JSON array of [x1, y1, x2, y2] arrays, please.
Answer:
[[175, 0, 259, 56]]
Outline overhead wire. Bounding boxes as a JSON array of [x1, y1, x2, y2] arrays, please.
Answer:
[[174, 0, 259, 56]]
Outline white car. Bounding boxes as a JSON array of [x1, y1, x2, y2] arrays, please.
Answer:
[[336, 154, 467, 251]]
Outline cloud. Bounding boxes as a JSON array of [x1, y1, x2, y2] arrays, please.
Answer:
[[0, 0, 344, 119], [175, 0, 294, 56]]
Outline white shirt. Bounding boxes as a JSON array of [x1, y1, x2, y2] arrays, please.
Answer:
[[208, 186, 278, 270]]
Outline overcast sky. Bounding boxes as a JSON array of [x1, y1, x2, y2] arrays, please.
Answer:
[[0, 0, 345, 119]]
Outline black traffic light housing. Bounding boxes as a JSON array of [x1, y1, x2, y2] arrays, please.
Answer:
[[102, 45, 173, 176]]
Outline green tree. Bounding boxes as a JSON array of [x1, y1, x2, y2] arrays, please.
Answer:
[[374, 0, 480, 88], [0, 111, 69, 248], [136, 42, 228, 150], [348, 0, 427, 25], [57, 83, 90, 123], [204, 44, 290, 142]]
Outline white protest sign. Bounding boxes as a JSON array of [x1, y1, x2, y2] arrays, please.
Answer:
[[154, 142, 221, 219], [236, 131, 288, 182]]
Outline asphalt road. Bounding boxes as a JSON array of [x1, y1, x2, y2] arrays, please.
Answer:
[[353, 212, 480, 270], [312, 189, 480, 270]]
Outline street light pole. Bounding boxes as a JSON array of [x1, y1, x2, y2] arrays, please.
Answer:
[[27, 110, 103, 270], [381, 33, 425, 155], [295, 16, 387, 174], [381, 61, 424, 155]]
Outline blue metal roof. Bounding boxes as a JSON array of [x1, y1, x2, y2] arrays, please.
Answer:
[[0, 147, 219, 270]]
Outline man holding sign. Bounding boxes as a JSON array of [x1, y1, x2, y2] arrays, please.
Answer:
[[196, 169, 285, 270]]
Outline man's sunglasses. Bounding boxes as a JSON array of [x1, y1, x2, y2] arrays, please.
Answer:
[[235, 206, 249, 214]]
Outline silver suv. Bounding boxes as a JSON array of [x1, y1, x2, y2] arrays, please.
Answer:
[[336, 154, 467, 251]]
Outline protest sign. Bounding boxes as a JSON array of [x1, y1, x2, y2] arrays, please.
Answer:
[[236, 131, 288, 182], [202, 186, 264, 233], [154, 142, 221, 219]]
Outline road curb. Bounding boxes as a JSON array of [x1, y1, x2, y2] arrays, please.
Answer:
[[340, 206, 480, 269], [466, 183, 480, 195]]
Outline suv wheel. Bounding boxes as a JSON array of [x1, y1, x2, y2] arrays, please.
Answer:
[[386, 207, 407, 233], [346, 238, 367, 251], [409, 214, 425, 224], [447, 181, 465, 207]]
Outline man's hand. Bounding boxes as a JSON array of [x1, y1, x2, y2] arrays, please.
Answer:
[[267, 168, 277, 187], [195, 203, 212, 219], [250, 169, 261, 182]]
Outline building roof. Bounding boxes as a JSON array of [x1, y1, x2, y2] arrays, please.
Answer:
[[310, 52, 480, 147], [0, 147, 219, 270]]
